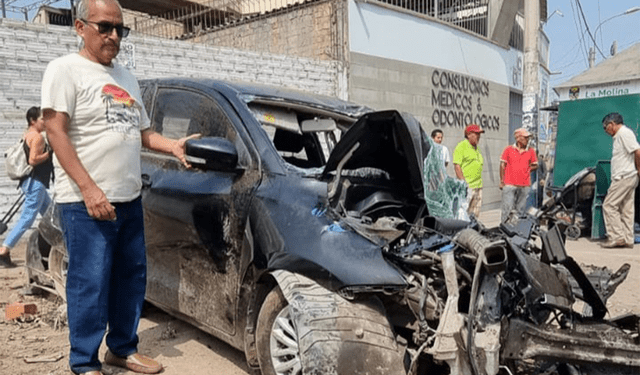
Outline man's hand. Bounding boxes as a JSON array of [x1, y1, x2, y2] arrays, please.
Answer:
[[499, 181, 505, 190], [172, 134, 202, 168], [454, 163, 465, 181], [142, 129, 202, 168], [82, 184, 116, 221], [44, 109, 115, 220]]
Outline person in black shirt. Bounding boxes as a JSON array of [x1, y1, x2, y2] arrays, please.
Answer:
[[0, 106, 53, 268]]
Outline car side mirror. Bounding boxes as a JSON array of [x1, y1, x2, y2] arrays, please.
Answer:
[[185, 137, 240, 172]]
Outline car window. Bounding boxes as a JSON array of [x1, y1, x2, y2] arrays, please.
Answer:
[[152, 88, 235, 139], [262, 125, 313, 167], [149, 88, 251, 167], [248, 103, 338, 169], [140, 83, 154, 113]]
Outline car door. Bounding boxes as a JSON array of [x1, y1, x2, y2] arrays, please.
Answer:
[[141, 84, 260, 338]]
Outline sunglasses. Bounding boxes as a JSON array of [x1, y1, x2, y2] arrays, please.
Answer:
[[81, 19, 130, 38]]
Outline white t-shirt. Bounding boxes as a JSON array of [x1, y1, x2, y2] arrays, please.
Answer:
[[41, 53, 150, 203], [441, 144, 451, 166], [611, 125, 640, 180], [432, 143, 450, 167]]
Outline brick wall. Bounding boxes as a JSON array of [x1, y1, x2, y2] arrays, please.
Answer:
[[194, 1, 336, 61], [0, 18, 342, 221]]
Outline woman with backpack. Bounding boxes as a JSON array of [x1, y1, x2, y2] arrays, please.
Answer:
[[0, 107, 54, 268]]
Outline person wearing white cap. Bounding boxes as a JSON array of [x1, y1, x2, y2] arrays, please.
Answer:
[[499, 127, 538, 223]]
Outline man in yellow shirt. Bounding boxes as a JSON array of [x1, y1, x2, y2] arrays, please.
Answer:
[[453, 124, 484, 218]]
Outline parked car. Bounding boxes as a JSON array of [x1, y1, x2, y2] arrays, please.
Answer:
[[27, 78, 640, 375]]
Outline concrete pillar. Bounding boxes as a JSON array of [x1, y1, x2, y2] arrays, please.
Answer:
[[488, 0, 522, 47], [523, 0, 540, 205]]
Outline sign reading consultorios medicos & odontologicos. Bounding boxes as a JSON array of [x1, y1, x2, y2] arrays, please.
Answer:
[[430, 69, 501, 131]]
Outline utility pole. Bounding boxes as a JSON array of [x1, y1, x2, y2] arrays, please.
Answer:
[[523, 0, 540, 206]]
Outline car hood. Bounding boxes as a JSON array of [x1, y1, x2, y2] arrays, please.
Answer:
[[322, 110, 429, 197]]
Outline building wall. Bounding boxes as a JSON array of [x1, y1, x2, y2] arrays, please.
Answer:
[[347, 0, 523, 209], [191, 1, 338, 61], [0, 18, 341, 213], [122, 9, 184, 38], [350, 52, 509, 209], [349, 0, 523, 89]]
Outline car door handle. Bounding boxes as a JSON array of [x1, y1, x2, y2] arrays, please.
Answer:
[[141, 173, 152, 188]]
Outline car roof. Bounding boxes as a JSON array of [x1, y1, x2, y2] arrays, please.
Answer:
[[139, 77, 372, 119]]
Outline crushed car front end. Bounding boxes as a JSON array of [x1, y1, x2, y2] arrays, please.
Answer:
[[265, 110, 640, 375]]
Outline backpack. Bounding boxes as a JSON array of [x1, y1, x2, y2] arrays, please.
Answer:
[[4, 138, 32, 180]]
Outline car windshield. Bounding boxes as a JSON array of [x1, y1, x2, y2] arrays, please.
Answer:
[[422, 136, 469, 220], [246, 100, 351, 170], [245, 94, 467, 220]]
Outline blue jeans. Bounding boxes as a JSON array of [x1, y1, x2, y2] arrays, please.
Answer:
[[501, 185, 531, 223], [3, 177, 51, 248], [59, 197, 146, 374]]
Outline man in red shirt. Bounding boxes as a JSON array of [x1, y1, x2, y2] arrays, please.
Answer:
[[499, 128, 538, 223]]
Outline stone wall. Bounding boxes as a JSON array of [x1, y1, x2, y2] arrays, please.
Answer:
[[0, 18, 342, 217]]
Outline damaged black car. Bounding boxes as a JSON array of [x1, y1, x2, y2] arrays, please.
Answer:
[[27, 78, 640, 375]]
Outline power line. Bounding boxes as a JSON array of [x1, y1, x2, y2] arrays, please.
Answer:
[[596, 0, 602, 50], [569, 0, 588, 69], [1, 0, 66, 19], [554, 20, 590, 69], [574, 0, 606, 59]]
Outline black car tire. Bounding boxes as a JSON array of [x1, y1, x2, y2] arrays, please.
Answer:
[[255, 280, 407, 375], [255, 286, 301, 375]]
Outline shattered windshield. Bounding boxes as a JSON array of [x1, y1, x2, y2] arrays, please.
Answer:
[[422, 136, 469, 220], [245, 95, 468, 220]]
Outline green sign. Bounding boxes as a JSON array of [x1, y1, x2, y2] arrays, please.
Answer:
[[554, 94, 640, 187]]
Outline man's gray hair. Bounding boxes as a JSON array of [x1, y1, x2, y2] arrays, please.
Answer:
[[75, 0, 124, 50], [602, 112, 624, 126], [76, 0, 123, 20]]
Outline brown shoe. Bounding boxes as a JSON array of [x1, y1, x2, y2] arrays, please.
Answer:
[[104, 350, 162, 374], [600, 240, 631, 249]]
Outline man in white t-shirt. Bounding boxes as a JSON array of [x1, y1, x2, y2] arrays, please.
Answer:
[[41, 1, 195, 374], [601, 112, 640, 249], [431, 129, 451, 168]]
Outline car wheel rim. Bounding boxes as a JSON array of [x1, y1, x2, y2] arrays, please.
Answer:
[[269, 306, 302, 375]]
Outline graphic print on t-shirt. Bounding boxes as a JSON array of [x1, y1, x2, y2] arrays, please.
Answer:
[[102, 83, 141, 135]]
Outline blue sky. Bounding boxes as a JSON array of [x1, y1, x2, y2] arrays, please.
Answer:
[[543, 0, 640, 88], [2, 0, 69, 19], [5, 0, 640, 91]]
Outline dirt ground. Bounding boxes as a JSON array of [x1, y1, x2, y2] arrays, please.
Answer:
[[1, 215, 639, 375], [0, 229, 251, 375]]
